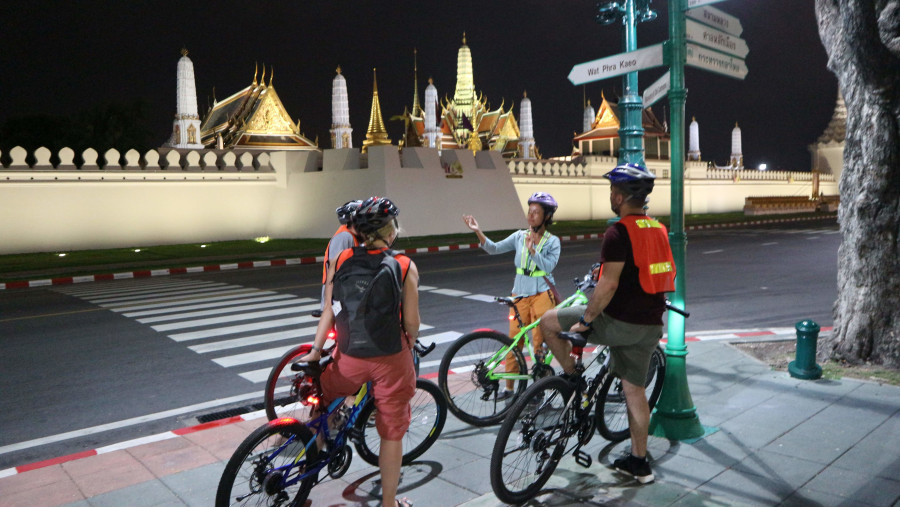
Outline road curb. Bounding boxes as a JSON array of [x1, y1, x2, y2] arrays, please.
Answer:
[[0, 215, 836, 290]]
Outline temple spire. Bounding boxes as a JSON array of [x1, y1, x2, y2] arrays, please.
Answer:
[[331, 65, 352, 148], [519, 91, 536, 159], [363, 68, 392, 153], [412, 49, 422, 116], [167, 48, 203, 149]]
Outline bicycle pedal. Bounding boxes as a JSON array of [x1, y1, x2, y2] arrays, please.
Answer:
[[573, 449, 592, 468]]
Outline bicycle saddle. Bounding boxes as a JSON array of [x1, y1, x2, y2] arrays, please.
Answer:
[[558, 331, 588, 348], [290, 355, 334, 375]]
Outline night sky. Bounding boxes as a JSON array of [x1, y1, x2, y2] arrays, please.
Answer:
[[0, 0, 837, 171]]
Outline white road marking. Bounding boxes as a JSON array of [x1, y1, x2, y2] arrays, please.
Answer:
[[702, 249, 724, 254], [122, 293, 292, 316], [150, 304, 317, 332], [136, 298, 306, 323]]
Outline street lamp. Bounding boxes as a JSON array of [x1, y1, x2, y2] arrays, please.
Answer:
[[595, 0, 657, 165]]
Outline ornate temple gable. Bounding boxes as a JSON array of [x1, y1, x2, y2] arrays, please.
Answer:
[[593, 93, 620, 130], [200, 67, 317, 151], [244, 87, 297, 135]]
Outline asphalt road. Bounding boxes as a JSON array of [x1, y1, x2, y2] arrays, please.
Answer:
[[0, 220, 840, 470]]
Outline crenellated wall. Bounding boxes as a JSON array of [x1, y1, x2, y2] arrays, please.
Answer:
[[507, 156, 838, 221], [0, 145, 839, 255]]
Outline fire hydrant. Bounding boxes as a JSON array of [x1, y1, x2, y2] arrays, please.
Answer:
[[788, 320, 822, 380]]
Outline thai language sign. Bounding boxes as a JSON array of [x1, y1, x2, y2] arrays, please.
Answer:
[[685, 4, 743, 36], [685, 42, 748, 80], [685, 18, 749, 58]]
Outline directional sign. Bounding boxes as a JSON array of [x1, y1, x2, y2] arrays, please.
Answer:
[[685, 42, 748, 80], [568, 43, 664, 86], [686, 0, 730, 8], [685, 5, 743, 37], [686, 18, 749, 58], [642, 71, 670, 108]]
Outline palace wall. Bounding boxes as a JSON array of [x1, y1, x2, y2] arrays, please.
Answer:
[[0, 146, 837, 255]]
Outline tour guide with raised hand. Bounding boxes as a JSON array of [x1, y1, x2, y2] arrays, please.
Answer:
[[541, 163, 675, 485], [462, 192, 561, 400], [313, 200, 362, 318], [300, 197, 419, 507]]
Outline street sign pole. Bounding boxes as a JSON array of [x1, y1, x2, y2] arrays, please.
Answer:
[[619, 0, 645, 165], [649, 0, 706, 441]]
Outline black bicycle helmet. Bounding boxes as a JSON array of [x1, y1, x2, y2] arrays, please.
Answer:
[[354, 196, 399, 234], [603, 163, 656, 200], [335, 200, 363, 225]]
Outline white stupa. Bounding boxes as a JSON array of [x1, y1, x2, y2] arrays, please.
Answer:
[[583, 99, 595, 134], [730, 122, 743, 169], [423, 78, 441, 149], [330, 66, 353, 148], [168, 49, 203, 149], [518, 91, 536, 159], [687, 116, 701, 161]]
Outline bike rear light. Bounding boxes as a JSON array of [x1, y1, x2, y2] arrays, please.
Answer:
[[327, 329, 336, 339], [571, 346, 584, 356], [508, 314, 515, 321], [305, 395, 320, 406]]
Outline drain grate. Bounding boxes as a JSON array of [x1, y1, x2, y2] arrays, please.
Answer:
[[196, 401, 266, 424]]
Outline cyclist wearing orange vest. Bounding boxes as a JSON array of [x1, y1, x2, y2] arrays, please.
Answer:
[[313, 200, 361, 318], [300, 197, 418, 507], [541, 163, 674, 486]]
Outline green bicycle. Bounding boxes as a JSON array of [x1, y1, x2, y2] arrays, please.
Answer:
[[438, 265, 650, 426]]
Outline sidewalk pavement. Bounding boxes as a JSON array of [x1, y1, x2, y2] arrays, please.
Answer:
[[2, 333, 898, 507]]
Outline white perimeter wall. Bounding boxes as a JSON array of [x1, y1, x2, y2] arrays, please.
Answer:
[[0, 147, 838, 255]]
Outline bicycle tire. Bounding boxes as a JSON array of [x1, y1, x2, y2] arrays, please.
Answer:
[[596, 346, 666, 441], [354, 378, 447, 466], [437, 330, 528, 427], [490, 376, 573, 505], [216, 418, 318, 507], [264, 345, 316, 422]]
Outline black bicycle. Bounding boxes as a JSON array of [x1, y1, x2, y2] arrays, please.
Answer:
[[489, 302, 687, 504]]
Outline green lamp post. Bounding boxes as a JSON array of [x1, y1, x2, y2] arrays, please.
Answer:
[[596, 0, 657, 165], [648, 0, 706, 440]]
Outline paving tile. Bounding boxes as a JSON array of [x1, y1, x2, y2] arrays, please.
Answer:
[[802, 466, 900, 506], [0, 464, 71, 495], [651, 454, 728, 491], [696, 468, 795, 506], [731, 450, 824, 490], [181, 424, 249, 461], [131, 443, 218, 478], [2, 478, 85, 507], [81, 478, 183, 507], [61, 451, 155, 498], [159, 462, 220, 507]]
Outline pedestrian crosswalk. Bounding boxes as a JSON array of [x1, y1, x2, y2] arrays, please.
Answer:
[[52, 277, 488, 383]]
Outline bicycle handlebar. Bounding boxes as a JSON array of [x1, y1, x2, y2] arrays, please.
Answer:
[[665, 299, 690, 318]]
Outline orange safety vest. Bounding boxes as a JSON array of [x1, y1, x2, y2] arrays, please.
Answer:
[[618, 215, 676, 294], [322, 225, 359, 283]]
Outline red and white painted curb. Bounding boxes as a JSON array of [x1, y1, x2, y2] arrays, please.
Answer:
[[0, 215, 836, 290]]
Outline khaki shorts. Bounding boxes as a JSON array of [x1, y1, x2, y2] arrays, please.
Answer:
[[557, 305, 661, 387]]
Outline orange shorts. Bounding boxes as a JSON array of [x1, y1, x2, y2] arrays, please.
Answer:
[[320, 342, 416, 441]]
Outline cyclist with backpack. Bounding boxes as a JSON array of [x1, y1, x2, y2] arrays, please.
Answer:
[[312, 200, 362, 318], [540, 163, 676, 485], [462, 192, 561, 400], [300, 196, 419, 507]]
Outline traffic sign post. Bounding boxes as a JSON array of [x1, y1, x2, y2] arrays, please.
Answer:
[[568, 43, 665, 86], [642, 70, 671, 108], [685, 42, 748, 79], [685, 4, 743, 36], [648, 0, 707, 442], [685, 18, 749, 58]]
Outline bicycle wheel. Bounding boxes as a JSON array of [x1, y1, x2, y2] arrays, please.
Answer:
[[264, 345, 315, 422], [354, 378, 447, 466], [437, 330, 528, 426], [216, 418, 319, 507], [490, 376, 574, 505], [596, 346, 666, 441]]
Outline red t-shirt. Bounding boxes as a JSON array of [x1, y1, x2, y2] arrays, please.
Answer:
[[600, 220, 666, 325]]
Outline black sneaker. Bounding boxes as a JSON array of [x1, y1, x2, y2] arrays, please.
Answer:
[[612, 454, 654, 484], [311, 309, 323, 318], [495, 389, 514, 402]]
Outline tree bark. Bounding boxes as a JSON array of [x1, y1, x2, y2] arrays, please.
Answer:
[[815, 0, 900, 367]]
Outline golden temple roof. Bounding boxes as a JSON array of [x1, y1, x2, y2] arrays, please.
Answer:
[[363, 68, 393, 153]]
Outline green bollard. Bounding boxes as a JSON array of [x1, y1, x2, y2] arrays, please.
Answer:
[[788, 320, 822, 380]]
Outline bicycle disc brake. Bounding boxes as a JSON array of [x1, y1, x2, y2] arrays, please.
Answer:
[[327, 444, 352, 478]]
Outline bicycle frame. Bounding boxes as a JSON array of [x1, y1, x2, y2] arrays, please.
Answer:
[[483, 284, 591, 383], [262, 382, 372, 491]]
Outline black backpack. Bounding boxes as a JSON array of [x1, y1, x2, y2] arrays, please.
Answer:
[[332, 247, 405, 358]]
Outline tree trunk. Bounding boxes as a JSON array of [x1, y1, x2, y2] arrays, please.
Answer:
[[816, 0, 900, 367]]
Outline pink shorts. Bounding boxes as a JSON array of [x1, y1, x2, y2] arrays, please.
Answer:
[[320, 343, 416, 441]]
